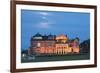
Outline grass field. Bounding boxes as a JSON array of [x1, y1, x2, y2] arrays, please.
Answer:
[[21, 53, 90, 63]]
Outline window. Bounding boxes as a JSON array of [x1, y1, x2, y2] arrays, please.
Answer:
[[37, 43, 41, 47]]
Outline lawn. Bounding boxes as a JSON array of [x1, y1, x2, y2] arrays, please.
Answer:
[[21, 53, 90, 63]]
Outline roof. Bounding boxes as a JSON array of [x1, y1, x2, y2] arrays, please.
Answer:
[[33, 33, 42, 37]]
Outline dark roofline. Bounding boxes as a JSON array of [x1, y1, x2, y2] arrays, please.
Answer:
[[31, 39, 56, 41]]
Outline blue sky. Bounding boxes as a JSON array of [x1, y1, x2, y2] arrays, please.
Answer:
[[21, 9, 90, 50]]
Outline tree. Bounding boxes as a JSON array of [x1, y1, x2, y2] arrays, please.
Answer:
[[80, 39, 90, 53]]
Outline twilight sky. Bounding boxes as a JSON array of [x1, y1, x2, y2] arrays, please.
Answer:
[[21, 9, 90, 50]]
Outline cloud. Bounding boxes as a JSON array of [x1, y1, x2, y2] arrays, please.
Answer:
[[35, 22, 51, 29], [42, 16, 47, 19], [39, 12, 49, 16], [33, 12, 54, 29]]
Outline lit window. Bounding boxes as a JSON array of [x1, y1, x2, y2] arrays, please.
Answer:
[[37, 43, 41, 47]]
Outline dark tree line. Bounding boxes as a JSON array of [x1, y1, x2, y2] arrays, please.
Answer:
[[79, 39, 90, 53], [22, 49, 28, 55]]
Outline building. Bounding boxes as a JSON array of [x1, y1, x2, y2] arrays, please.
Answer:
[[28, 33, 80, 56], [29, 33, 56, 55], [69, 38, 80, 53], [56, 34, 68, 43], [55, 34, 72, 54]]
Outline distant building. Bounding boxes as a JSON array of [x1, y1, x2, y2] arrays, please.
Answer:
[[28, 33, 80, 56], [69, 38, 80, 53]]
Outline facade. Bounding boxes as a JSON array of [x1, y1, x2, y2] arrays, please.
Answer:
[[29, 33, 55, 55], [28, 33, 80, 56]]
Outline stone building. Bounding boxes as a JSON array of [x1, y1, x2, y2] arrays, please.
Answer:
[[28, 33, 56, 55], [28, 33, 80, 56]]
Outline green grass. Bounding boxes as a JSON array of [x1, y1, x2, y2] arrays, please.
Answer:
[[21, 53, 90, 63]]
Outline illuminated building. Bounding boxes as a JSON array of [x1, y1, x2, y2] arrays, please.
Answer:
[[28, 33, 80, 56]]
